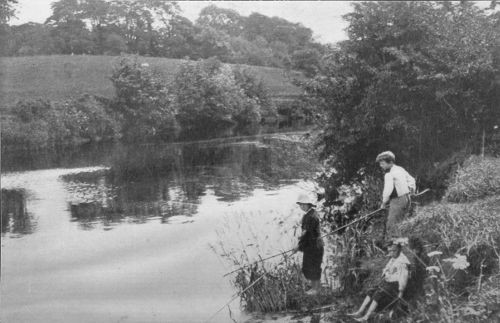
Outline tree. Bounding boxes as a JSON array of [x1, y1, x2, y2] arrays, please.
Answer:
[[157, 15, 197, 58], [306, 1, 500, 191], [0, 0, 17, 55], [0, 0, 17, 24], [8, 22, 55, 55], [109, 0, 180, 55], [291, 48, 321, 77], [46, 0, 95, 54], [194, 26, 232, 60], [196, 5, 244, 37], [49, 19, 95, 54]]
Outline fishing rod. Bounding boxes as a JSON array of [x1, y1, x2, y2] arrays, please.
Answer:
[[223, 189, 430, 277], [205, 273, 267, 323], [205, 254, 297, 323]]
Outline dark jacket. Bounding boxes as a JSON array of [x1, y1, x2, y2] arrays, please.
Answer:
[[298, 208, 324, 252]]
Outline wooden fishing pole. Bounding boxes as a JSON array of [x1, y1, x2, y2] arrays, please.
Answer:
[[223, 188, 430, 277], [205, 273, 267, 323]]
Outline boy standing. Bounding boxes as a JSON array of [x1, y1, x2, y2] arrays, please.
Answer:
[[376, 151, 415, 239]]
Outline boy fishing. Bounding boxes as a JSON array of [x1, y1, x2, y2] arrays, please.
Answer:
[[376, 151, 416, 239], [294, 194, 324, 295]]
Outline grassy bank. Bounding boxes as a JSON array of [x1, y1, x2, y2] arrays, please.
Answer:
[[0, 55, 303, 111], [228, 156, 500, 323]]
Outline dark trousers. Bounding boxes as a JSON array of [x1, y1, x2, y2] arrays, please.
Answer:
[[367, 281, 399, 311], [302, 246, 324, 280]]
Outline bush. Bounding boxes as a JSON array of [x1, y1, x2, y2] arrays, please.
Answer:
[[1, 96, 122, 149], [445, 156, 500, 203], [110, 55, 178, 140], [1, 115, 51, 148], [172, 58, 244, 127], [172, 58, 274, 128], [232, 66, 277, 121], [68, 94, 122, 142]]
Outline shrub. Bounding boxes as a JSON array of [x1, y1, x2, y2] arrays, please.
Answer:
[[445, 156, 500, 203], [232, 66, 277, 121], [1, 115, 51, 148], [110, 55, 178, 140], [1, 96, 122, 149], [172, 58, 245, 127], [66, 94, 122, 142], [172, 58, 274, 128]]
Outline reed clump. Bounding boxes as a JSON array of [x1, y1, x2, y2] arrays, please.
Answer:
[[212, 210, 337, 314]]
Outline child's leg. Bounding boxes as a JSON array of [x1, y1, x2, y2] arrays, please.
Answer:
[[357, 300, 378, 321], [348, 296, 371, 316]]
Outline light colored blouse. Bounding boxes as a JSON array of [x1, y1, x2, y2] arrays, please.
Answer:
[[382, 165, 416, 203], [383, 252, 410, 290]]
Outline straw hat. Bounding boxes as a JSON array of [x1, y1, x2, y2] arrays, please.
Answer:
[[296, 194, 316, 206], [375, 151, 395, 163]]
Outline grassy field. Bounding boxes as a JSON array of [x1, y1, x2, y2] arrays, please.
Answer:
[[0, 55, 303, 110]]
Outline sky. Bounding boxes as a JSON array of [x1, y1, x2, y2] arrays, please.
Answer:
[[9, 0, 353, 44]]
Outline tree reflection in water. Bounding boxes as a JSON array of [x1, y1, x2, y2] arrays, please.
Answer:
[[1, 189, 36, 236], [62, 135, 318, 230]]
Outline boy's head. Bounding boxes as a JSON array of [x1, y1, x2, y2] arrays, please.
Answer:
[[387, 242, 402, 258], [376, 151, 395, 170]]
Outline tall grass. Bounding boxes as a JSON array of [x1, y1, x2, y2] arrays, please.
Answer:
[[445, 156, 500, 203], [318, 157, 500, 322], [211, 209, 338, 313]]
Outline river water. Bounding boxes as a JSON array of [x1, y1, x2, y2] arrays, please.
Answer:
[[1, 131, 320, 323]]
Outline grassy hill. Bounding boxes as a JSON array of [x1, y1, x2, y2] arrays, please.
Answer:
[[0, 55, 304, 110]]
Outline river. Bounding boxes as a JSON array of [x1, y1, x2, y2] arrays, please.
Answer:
[[1, 130, 320, 323]]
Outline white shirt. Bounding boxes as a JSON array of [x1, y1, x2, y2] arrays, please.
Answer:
[[382, 165, 416, 203], [383, 253, 410, 290]]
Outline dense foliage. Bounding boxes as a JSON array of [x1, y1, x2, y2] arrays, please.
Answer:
[[172, 58, 276, 127], [304, 1, 500, 195], [1, 95, 121, 148], [1, 55, 279, 148], [1, 1, 323, 73], [110, 56, 178, 140]]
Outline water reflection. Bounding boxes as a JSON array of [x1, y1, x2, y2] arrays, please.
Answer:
[[55, 135, 317, 231], [1, 189, 36, 236]]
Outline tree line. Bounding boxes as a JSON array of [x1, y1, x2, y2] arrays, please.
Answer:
[[0, 0, 324, 75], [307, 1, 500, 198]]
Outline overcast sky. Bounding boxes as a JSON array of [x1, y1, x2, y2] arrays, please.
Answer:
[[9, 0, 353, 44]]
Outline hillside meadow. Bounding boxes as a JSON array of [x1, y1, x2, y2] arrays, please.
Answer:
[[0, 55, 304, 111]]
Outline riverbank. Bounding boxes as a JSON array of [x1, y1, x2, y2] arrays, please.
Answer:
[[233, 156, 500, 323], [1, 55, 310, 150]]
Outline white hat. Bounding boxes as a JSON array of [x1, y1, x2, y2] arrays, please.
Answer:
[[296, 194, 316, 206], [376, 151, 395, 163]]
